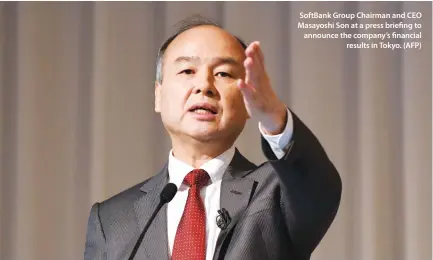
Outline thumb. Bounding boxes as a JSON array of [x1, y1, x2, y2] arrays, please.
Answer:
[[237, 79, 255, 100]]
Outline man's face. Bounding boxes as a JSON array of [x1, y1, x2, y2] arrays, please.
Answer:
[[155, 25, 249, 142]]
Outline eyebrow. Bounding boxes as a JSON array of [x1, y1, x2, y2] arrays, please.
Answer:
[[174, 56, 242, 67], [174, 56, 200, 63]]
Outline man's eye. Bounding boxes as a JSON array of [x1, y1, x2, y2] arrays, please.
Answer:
[[179, 69, 194, 75], [216, 72, 232, 78]]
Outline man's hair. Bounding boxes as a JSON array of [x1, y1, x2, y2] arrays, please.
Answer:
[[155, 15, 248, 84]]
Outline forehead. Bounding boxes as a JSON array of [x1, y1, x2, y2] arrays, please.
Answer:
[[164, 25, 246, 64]]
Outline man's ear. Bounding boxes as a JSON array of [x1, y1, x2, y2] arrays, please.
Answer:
[[155, 81, 161, 113]]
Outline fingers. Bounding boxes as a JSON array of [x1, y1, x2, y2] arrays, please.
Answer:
[[239, 42, 274, 119], [254, 42, 265, 65], [237, 79, 255, 94], [244, 57, 258, 85], [237, 78, 257, 102], [246, 41, 265, 67], [244, 41, 264, 87]]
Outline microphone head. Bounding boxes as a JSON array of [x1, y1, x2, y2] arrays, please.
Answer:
[[160, 183, 177, 203]]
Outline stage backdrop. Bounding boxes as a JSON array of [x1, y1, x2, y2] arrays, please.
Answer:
[[0, 2, 431, 260]]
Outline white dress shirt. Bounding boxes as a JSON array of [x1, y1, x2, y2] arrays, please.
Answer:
[[167, 109, 294, 260]]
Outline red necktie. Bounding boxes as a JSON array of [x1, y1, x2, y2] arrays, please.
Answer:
[[172, 169, 210, 260]]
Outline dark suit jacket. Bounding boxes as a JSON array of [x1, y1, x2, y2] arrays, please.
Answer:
[[84, 112, 342, 260]]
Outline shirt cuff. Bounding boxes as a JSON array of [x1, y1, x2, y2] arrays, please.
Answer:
[[258, 108, 294, 159]]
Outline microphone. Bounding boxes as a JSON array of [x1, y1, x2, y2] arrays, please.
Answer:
[[128, 183, 177, 260], [216, 208, 231, 230]]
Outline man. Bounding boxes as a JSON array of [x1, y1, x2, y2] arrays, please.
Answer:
[[84, 16, 342, 260]]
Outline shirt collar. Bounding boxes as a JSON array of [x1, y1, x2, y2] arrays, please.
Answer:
[[168, 146, 236, 190]]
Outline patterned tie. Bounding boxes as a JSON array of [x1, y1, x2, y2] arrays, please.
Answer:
[[172, 169, 210, 260]]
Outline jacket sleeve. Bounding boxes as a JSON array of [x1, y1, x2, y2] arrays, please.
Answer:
[[84, 203, 107, 260], [261, 111, 342, 258]]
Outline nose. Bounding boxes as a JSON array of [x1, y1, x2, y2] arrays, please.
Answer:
[[192, 69, 217, 97]]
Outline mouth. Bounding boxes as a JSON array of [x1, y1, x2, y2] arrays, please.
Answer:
[[188, 103, 218, 115]]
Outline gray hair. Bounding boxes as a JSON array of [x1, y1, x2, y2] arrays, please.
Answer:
[[155, 15, 248, 84]]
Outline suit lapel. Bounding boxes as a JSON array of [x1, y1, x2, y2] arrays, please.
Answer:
[[132, 164, 170, 260], [213, 149, 257, 260], [131, 150, 257, 260]]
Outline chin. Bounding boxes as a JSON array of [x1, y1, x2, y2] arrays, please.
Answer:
[[187, 128, 223, 142]]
